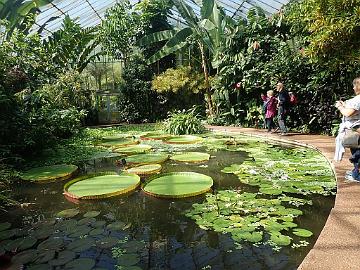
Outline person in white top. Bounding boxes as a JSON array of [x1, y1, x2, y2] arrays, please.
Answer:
[[334, 77, 360, 181]]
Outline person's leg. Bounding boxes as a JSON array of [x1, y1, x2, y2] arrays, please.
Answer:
[[278, 107, 287, 133], [350, 148, 360, 179]]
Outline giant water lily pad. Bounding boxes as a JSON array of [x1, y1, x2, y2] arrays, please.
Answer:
[[67, 238, 95, 252], [170, 152, 210, 163], [126, 164, 162, 175], [125, 153, 169, 165], [114, 144, 152, 154], [21, 164, 78, 183], [100, 138, 139, 148], [164, 135, 203, 144], [140, 132, 171, 140], [64, 172, 140, 200], [143, 172, 213, 198]]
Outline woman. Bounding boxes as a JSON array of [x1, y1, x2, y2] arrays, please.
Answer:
[[261, 90, 277, 132], [334, 77, 360, 181]]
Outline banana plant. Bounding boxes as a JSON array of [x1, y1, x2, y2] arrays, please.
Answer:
[[138, 0, 236, 116], [43, 16, 101, 73], [0, 0, 55, 38]]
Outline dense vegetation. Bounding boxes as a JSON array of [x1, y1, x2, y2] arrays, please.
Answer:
[[0, 0, 359, 207]]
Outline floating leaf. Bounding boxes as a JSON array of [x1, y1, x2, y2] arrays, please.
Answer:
[[259, 186, 283, 195], [107, 221, 126, 231], [164, 135, 203, 144], [35, 250, 55, 264], [11, 249, 38, 264], [126, 164, 162, 175], [270, 232, 292, 246], [64, 172, 140, 200], [56, 209, 80, 218], [121, 240, 146, 253], [143, 172, 213, 198], [0, 222, 11, 232], [96, 237, 119, 249], [83, 211, 101, 218], [125, 153, 169, 165], [67, 238, 95, 252], [116, 253, 140, 266], [21, 164, 78, 183], [65, 258, 96, 270], [292, 228, 313, 237], [170, 152, 210, 163], [37, 238, 64, 251], [49, 250, 76, 266], [114, 144, 152, 154]]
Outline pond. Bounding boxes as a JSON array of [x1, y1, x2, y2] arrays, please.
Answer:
[[0, 130, 336, 270]]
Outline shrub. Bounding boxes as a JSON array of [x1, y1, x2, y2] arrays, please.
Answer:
[[164, 107, 205, 135]]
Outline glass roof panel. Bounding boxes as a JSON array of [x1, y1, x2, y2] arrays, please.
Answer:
[[32, 0, 290, 36]]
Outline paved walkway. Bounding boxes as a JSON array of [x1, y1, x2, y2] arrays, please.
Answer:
[[207, 126, 360, 270]]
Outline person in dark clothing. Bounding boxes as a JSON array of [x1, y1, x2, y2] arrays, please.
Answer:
[[276, 82, 290, 135]]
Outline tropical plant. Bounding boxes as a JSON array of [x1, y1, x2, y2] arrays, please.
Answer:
[[164, 107, 205, 135], [43, 16, 101, 73], [0, 0, 54, 38], [286, 0, 360, 66], [138, 0, 236, 115], [151, 66, 206, 93]]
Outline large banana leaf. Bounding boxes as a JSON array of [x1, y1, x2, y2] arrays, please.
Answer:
[[137, 29, 177, 46], [147, 27, 193, 64]]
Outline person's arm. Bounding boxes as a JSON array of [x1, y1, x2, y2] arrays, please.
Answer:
[[261, 94, 267, 102], [336, 101, 357, 117]]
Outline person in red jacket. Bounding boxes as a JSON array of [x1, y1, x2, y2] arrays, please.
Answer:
[[261, 90, 278, 132]]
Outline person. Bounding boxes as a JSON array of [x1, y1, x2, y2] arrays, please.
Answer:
[[276, 82, 290, 135], [334, 77, 360, 181], [261, 90, 277, 132], [260, 93, 268, 129]]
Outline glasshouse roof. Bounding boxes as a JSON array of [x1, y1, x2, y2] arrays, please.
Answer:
[[34, 0, 289, 36]]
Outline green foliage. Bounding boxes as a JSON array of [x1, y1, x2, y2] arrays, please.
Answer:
[[164, 107, 205, 135], [287, 0, 360, 66], [43, 16, 101, 73], [152, 66, 206, 93]]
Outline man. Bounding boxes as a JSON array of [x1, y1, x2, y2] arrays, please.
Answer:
[[276, 82, 290, 135]]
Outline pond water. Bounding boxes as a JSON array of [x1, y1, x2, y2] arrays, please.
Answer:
[[0, 132, 336, 270]]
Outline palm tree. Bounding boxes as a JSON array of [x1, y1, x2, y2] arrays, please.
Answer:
[[138, 0, 235, 116]]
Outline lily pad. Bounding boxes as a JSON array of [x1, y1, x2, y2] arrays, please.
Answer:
[[106, 221, 126, 231], [121, 240, 146, 253], [114, 144, 152, 154], [64, 172, 140, 200], [116, 253, 140, 266], [270, 232, 292, 246], [56, 208, 80, 218], [5, 236, 37, 251], [292, 228, 313, 237], [140, 132, 171, 140], [126, 164, 162, 175], [96, 237, 119, 249], [35, 250, 55, 263], [0, 222, 11, 231], [65, 258, 96, 270], [12, 249, 38, 264], [89, 228, 104, 236], [83, 211, 101, 218], [21, 164, 78, 183], [49, 250, 76, 266], [259, 187, 283, 196], [143, 172, 213, 198], [170, 152, 210, 163], [125, 153, 169, 165], [164, 135, 203, 144], [100, 137, 139, 147], [37, 238, 64, 251], [67, 238, 95, 252], [27, 264, 50, 270], [68, 225, 92, 238]]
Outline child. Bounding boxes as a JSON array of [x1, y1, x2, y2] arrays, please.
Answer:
[[261, 90, 277, 132]]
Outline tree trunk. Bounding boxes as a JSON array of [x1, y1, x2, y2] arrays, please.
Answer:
[[198, 41, 214, 116]]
